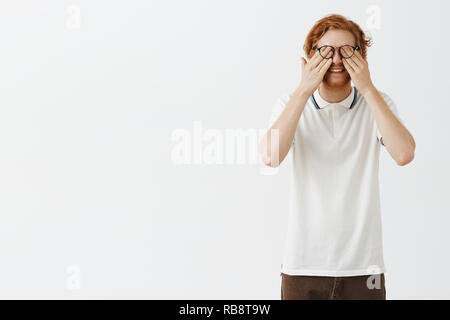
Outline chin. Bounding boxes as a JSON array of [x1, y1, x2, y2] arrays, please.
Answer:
[[323, 73, 351, 88]]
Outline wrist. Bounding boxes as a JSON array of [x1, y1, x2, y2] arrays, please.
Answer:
[[359, 83, 376, 97], [294, 85, 313, 99]]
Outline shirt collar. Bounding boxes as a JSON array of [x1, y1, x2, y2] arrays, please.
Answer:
[[310, 86, 358, 110]]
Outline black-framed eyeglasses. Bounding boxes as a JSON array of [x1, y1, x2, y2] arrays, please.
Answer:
[[313, 45, 360, 59]]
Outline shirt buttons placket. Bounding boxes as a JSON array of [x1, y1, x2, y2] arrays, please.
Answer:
[[331, 106, 335, 137]]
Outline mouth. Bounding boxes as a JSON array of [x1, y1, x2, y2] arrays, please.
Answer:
[[328, 68, 345, 73]]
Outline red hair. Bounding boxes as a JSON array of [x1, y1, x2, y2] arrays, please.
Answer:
[[303, 14, 372, 59]]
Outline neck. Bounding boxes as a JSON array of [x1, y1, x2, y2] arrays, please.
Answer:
[[318, 83, 352, 103]]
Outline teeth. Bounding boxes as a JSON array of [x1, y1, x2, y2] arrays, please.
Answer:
[[329, 69, 344, 72]]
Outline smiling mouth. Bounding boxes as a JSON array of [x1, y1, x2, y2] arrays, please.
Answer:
[[328, 68, 345, 73]]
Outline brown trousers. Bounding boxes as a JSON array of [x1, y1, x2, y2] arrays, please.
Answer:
[[281, 272, 386, 300]]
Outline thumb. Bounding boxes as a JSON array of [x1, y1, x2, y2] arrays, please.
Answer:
[[300, 57, 306, 69]]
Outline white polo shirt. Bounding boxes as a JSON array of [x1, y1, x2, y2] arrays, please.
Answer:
[[268, 86, 401, 276]]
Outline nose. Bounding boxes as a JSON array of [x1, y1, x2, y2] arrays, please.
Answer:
[[332, 49, 342, 64]]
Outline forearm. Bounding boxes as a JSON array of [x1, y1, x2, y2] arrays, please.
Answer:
[[364, 86, 415, 165], [260, 87, 309, 167]]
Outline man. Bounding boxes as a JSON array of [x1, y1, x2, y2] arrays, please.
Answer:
[[259, 14, 415, 300]]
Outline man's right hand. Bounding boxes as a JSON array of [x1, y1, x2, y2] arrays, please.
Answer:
[[297, 48, 333, 97]]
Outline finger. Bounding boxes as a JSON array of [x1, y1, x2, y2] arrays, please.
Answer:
[[315, 53, 329, 70], [342, 58, 354, 74], [342, 46, 362, 69], [311, 47, 331, 68], [308, 51, 322, 68], [353, 49, 366, 63], [306, 49, 320, 63], [344, 55, 359, 71], [319, 58, 333, 73], [317, 54, 331, 69], [300, 57, 307, 70], [349, 50, 364, 68]]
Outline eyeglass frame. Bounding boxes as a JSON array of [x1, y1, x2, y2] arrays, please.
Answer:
[[312, 45, 361, 59]]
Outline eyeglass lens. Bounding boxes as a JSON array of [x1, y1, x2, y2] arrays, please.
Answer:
[[319, 45, 356, 59]]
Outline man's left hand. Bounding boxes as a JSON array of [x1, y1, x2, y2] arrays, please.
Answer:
[[342, 48, 375, 96]]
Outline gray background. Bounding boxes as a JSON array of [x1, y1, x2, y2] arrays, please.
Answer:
[[0, 0, 448, 299]]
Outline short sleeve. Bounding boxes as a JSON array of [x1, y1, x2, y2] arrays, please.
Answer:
[[267, 94, 295, 147], [376, 91, 402, 146]]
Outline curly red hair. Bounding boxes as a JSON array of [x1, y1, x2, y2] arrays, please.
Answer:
[[303, 14, 372, 60]]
